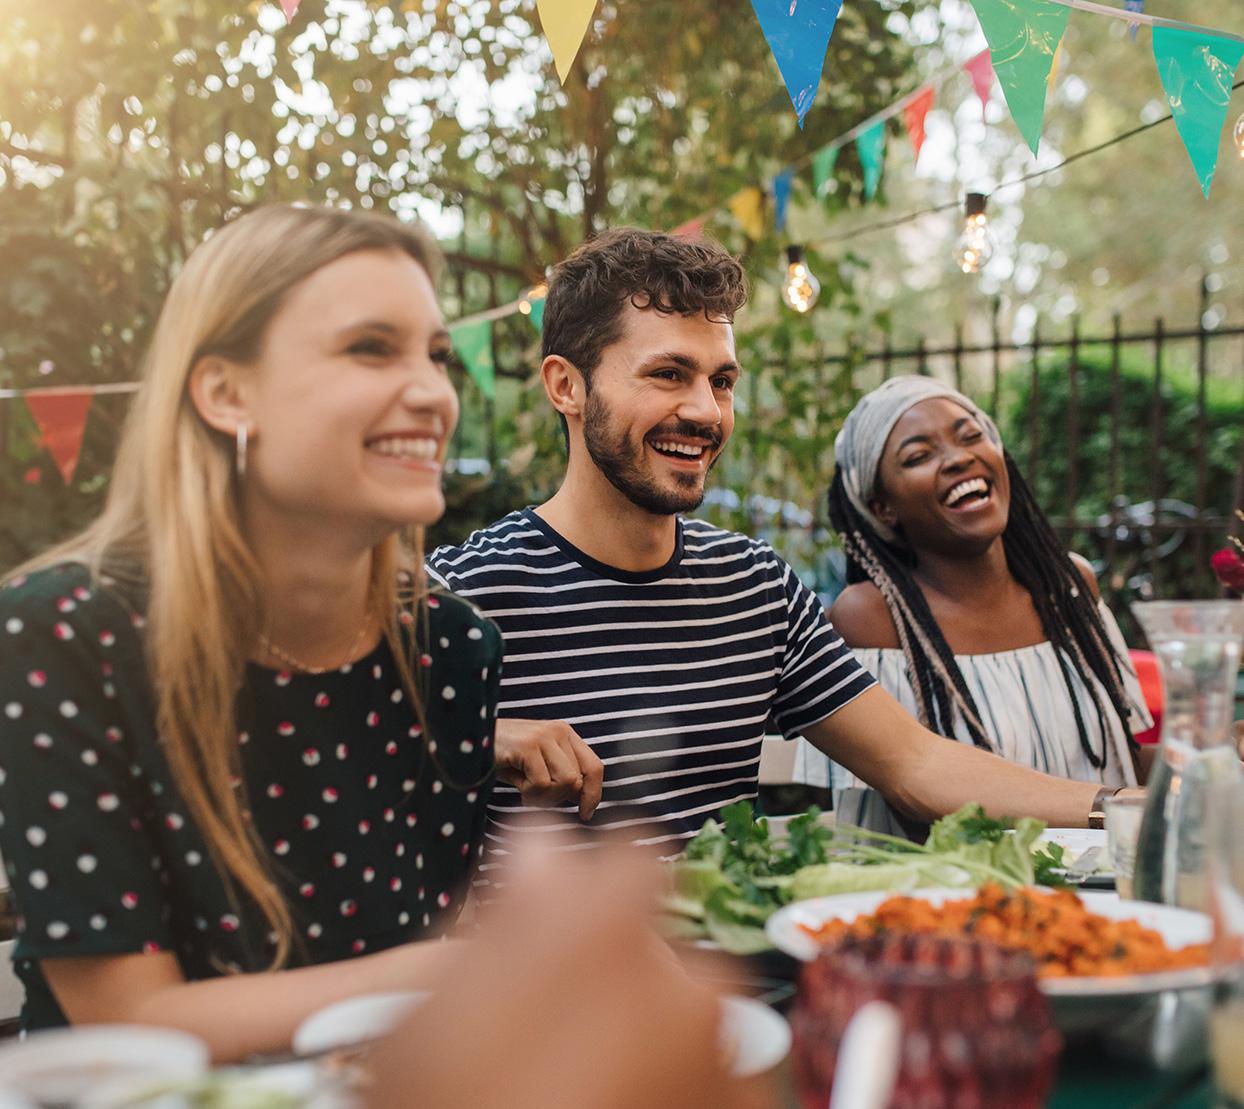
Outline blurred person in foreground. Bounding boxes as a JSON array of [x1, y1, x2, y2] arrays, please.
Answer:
[[0, 205, 501, 1059], [791, 376, 1152, 837], [367, 843, 777, 1109], [427, 228, 1135, 891]]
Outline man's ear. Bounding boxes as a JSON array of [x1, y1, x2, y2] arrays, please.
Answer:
[[541, 355, 585, 423], [188, 355, 251, 438]]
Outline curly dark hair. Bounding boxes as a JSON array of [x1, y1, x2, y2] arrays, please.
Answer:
[[541, 228, 748, 387]]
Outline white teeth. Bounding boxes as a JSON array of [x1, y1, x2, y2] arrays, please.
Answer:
[[945, 477, 989, 506], [650, 441, 705, 457], [368, 437, 438, 460]]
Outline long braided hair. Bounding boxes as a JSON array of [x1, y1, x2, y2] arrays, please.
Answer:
[[828, 453, 1137, 768]]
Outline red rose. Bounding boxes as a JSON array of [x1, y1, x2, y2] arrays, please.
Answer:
[[1211, 547, 1244, 592]]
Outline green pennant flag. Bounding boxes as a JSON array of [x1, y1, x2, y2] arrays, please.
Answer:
[[450, 319, 496, 399], [856, 122, 886, 201], [1151, 26, 1244, 198], [968, 0, 1070, 155], [811, 144, 839, 196], [528, 297, 546, 333]]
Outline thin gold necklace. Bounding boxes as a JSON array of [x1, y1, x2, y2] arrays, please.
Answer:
[[257, 618, 373, 676]]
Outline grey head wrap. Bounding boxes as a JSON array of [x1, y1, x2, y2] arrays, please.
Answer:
[[834, 375, 1002, 543]]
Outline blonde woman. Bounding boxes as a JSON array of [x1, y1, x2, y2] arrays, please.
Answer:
[[0, 205, 501, 1061]]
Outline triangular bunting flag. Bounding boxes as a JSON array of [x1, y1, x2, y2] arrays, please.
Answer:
[[964, 49, 994, 121], [672, 217, 706, 239], [728, 188, 766, 240], [279, 0, 300, 21], [535, 0, 599, 85], [968, 0, 1071, 155], [856, 121, 886, 201], [528, 298, 546, 333], [25, 392, 93, 485], [1152, 26, 1244, 198], [748, 0, 845, 127], [903, 87, 936, 164], [450, 319, 496, 399], [811, 145, 839, 196], [772, 170, 794, 233], [1125, 0, 1144, 43]]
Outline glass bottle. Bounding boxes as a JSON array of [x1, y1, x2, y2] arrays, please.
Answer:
[[1131, 601, 1244, 909]]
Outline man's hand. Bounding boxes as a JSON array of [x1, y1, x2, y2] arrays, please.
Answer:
[[493, 718, 604, 821]]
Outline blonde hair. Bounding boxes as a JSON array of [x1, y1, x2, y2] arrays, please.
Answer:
[[9, 204, 444, 969]]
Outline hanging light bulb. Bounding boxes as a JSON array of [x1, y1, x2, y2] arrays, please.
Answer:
[[954, 192, 995, 275], [1234, 112, 1244, 160], [781, 246, 820, 314], [518, 281, 548, 315]]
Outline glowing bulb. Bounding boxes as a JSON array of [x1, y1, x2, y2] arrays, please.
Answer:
[[780, 246, 820, 314], [1234, 112, 1244, 160], [518, 281, 548, 315], [955, 192, 995, 275]]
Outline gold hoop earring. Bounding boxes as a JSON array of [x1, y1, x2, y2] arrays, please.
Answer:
[[235, 424, 249, 479]]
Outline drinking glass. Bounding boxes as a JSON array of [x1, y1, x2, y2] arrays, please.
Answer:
[[1208, 776, 1244, 1108], [1131, 601, 1244, 910], [790, 933, 1061, 1109], [1105, 792, 1146, 900]]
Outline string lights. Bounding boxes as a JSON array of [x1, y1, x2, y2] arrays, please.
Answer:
[[954, 193, 995, 275], [1234, 112, 1244, 160], [780, 246, 820, 314], [518, 282, 548, 315]]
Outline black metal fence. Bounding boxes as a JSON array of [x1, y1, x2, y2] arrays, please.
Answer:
[[824, 278, 1244, 619]]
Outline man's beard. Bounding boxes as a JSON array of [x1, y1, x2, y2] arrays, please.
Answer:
[[581, 389, 721, 517]]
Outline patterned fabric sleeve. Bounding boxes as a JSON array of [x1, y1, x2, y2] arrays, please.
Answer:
[[768, 551, 875, 739], [0, 569, 174, 963]]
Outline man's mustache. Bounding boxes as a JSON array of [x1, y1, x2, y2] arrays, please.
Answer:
[[646, 421, 723, 449]]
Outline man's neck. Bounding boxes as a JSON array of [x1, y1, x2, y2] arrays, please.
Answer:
[[536, 464, 680, 574]]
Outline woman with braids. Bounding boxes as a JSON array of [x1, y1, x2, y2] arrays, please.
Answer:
[[0, 205, 501, 1059], [791, 376, 1149, 836]]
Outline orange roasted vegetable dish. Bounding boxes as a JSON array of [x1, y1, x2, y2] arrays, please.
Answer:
[[800, 884, 1211, 978]]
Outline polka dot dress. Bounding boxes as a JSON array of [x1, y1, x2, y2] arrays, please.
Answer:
[[0, 565, 501, 1032]]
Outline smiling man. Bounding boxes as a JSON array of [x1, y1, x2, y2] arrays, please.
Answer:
[[426, 229, 1117, 883]]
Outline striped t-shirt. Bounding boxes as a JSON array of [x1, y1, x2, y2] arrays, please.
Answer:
[[426, 508, 874, 872]]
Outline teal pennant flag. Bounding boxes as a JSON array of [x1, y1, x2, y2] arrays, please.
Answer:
[[773, 170, 793, 232], [811, 144, 839, 196], [449, 319, 496, 399], [528, 297, 546, 333], [749, 0, 844, 127], [968, 0, 1071, 155], [1152, 26, 1244, 198], [856, 121, 886, 201]]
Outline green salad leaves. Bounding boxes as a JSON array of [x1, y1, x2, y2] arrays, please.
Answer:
[[663, 802, 1068, 954]]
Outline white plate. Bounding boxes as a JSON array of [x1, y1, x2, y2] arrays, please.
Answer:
[[293, 991, 431, 1057], [1038, 828, 1110, 873], [719, 996, 791, 1077], [765, 887, 1218, 998], [296, 991, 788, 1078]]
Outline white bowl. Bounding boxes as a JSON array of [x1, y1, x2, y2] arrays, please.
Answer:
[[0, 1025, 208, 1107], [720, 996, 791, 1077], [292, 991, 430, 1057]]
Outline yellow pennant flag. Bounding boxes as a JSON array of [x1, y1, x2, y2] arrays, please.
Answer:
[[1047, 43, 1064, 90], [536, 0, 599, 84], [728, 187, 766, 241]]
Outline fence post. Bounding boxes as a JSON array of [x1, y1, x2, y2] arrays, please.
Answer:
[[1028, 318, 1041, 485], [1194, 274, 1210, 576], [1149, 317, 1165, 592], [882, 329, 893, 382], [916, 337, 928, 376], [1067, 316, 1080, 540], [990, 297, 1002, 418], [1106, 313, 1123, 580], [953, 323, 964, 393]]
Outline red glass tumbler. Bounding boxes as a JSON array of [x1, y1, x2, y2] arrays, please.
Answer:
[[790, 932, 1062, 1109]]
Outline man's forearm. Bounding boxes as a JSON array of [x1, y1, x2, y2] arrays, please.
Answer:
[[803, 685, 1103, 828]]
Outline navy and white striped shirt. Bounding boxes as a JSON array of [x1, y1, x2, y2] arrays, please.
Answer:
[[426, 508, 874, 873]]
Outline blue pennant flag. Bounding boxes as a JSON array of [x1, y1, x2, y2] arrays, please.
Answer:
[[1125, 0, 1144, 42], [773, 170, 794, 233], [749, 0, 845, 127]]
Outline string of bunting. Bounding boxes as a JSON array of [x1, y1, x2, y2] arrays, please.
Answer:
[[5, 0, 1242, 482]]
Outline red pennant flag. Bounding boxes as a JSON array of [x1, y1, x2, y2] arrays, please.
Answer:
[[964, 49, 994, 121], [279, 0, 301, 22], [25, 392, 93, 485], [671, 217, 706, 239], [903, 86, 936, 163]]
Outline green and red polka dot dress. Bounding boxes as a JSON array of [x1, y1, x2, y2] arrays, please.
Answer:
[[0, 564, 500, 1032]]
